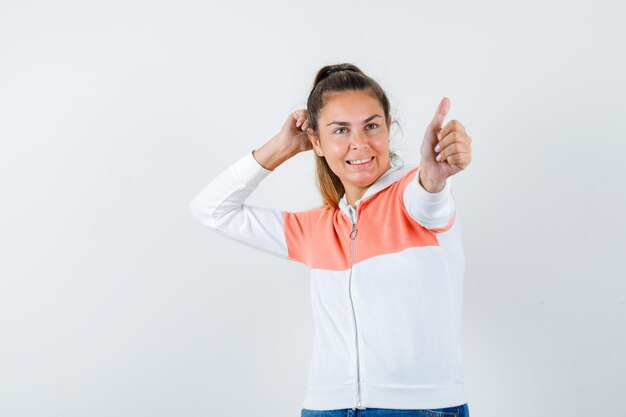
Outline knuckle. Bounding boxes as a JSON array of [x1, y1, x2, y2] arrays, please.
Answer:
[[451, 119, 466, 132]]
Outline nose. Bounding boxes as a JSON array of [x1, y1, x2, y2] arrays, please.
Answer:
[[350, 131, 369, 149]]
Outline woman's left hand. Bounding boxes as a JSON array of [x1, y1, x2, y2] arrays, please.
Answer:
[[418, 97, 472, 192]]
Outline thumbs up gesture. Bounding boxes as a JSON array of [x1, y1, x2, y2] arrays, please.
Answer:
[[418, 97, 472, 192]]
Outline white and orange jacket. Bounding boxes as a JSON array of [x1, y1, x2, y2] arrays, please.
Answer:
[[189, 150, 467, 411]]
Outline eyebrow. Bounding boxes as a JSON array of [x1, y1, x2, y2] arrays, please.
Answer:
[[326, 114, 382, 126]]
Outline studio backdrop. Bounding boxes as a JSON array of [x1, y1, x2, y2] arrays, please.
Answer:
[[0, 1, 624, 416]]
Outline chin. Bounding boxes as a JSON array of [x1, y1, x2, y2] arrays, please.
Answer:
[[343, 169, 385, 187]]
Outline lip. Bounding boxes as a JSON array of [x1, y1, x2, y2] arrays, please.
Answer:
[[346, 156, 375, 169]]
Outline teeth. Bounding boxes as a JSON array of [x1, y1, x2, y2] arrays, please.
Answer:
[[348, 157, 373, 165]]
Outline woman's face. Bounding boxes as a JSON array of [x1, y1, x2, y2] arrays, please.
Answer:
[[307, 90, 392, 203]]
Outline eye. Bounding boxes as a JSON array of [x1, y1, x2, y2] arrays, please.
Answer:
[[333, 124, 378, 135]]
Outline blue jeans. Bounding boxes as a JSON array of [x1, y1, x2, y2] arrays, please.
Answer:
[[301, 403, 470, 417]]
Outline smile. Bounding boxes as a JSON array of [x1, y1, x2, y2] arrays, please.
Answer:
[[346, 156, 374, 168], [346, 156, 374, 165]]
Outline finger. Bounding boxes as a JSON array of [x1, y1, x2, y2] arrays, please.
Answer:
[[435, 131, 470, 152], [444, 153, 470, 168], [439, 119, 466, 140], [429, 97, 451, 133], [291, 109, 306, 121], [435, 142, 469, 162]]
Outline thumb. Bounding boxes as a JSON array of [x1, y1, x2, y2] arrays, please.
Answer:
[[429, 97, 451, 132]]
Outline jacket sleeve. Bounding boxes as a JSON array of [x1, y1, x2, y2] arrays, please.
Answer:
[[189, 150, 290, 259], [401, 166, 456, 233]]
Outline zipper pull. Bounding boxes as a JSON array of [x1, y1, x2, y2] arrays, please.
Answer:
[[348, 206, 358, 240]]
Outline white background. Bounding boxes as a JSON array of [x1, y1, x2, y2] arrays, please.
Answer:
[[1, 1, 625, 416]]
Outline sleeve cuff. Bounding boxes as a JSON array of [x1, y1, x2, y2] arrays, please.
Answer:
[[231, 150, 274, 187], [414, 167, 451, 202]]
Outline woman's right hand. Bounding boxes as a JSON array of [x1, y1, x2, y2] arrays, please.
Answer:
[[252, 109, 315, 171], [275, 109, 314, 155]]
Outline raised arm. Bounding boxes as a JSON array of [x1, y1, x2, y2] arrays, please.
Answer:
[[189, 109, 313, 258], [403, 97, 472, 232]]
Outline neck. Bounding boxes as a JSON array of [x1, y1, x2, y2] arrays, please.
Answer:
[[344, 162, 393, 207], [346, 191, 364, 208]]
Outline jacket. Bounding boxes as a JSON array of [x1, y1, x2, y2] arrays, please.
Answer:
[[189, 150, 467, 410]]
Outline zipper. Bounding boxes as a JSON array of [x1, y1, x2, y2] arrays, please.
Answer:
[[347, 204, 365, 410]]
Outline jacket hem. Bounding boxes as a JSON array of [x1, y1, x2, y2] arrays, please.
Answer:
[[302, 382, 466, 411]]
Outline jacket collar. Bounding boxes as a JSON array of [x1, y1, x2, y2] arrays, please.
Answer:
[[338, 159, 414, 217]]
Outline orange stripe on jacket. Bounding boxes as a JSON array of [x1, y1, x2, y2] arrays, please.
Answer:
[[283, 167, 455, 270]]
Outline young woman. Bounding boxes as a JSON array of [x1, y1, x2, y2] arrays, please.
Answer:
[[190, 63, 473, 417]]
